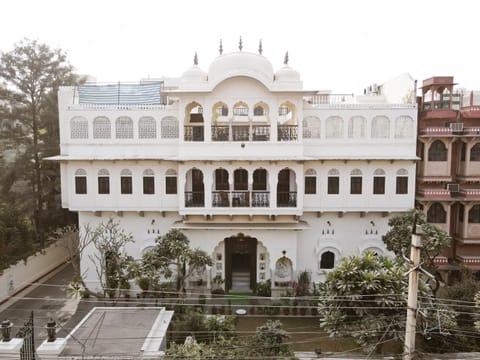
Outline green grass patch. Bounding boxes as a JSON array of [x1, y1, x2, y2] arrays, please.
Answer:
[[226, 292, 254, 305]]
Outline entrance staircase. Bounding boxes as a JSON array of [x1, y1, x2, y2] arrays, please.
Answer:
[[231, 271, 251, 292]]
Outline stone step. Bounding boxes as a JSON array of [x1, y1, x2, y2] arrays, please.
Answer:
[[231, 271, 251, 291]]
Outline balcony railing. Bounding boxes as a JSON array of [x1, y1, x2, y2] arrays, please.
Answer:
[[232, 126, 250, 141], [231, 191, 250, 207], [185, 191, 205, 207], [252, 191, 270, 207], [252, 126, 270, 141], [211, 191, 270, 208], [307, 93, 355, 105], [418, 126, 480, 136], [184, 126, 204, 142], [211, 125, 270, 141], [277, 191, 297, 207], [277, 125, 298, 141], [211, 126, 229, 141]]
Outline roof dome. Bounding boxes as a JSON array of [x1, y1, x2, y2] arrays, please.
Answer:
[[208, 51, 274, 88], [181, 65, 207, 83], [274, 64, 300, 82]]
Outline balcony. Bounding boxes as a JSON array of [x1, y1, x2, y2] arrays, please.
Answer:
[[212, 191, 270, 208], [277, 125, 298, 141]]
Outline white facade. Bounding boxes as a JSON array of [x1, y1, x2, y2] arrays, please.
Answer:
[[54, 45, 417, 291]]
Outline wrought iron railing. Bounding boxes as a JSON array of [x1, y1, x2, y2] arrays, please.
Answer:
[[277, 125, 298, 141], [185, 191, 205, 207], [211, 126, 230, 141], [231, 191, 250, 207], [232, 126, 250, 141], [277, 191, 297, 207], [252, 191, 270, 207], [252, 126, 270, 141], [184, 126, 204, 142]]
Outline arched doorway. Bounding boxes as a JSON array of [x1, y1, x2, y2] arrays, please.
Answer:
[[225, 234, 257, 292]]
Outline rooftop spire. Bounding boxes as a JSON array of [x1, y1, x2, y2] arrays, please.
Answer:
[[284, 51, 289, 65], [258, 39, 263, 55], [219, 39, 223, 55], [239, 36, 243, 51], [193, 52, 198, 66]]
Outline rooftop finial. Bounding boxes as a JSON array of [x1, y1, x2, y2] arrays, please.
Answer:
[[258, 39, 263, 55], [284, 51, 289, 65], [219, 39, 223, 55], [194, 52, 198, 66], [239, 36, 243, 51]]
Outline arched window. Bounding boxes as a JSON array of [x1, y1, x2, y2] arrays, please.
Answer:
[[396, 169, 408, 194], [277, 168, 297, 207], [371, 116, 390, 138], [305, 169, 316, 194], [214, 169, 229, 191], [75, 169, 87, 194], [70, 117, 88, 139], [427, 203, 446, 223], [373, 169, 385, 195], [328, 169, 340, 195], [350, 169, 362, 195], [161, 116, 179, 139], [470, 143, 480, 161], [214, 102, 229, 117], [120, 169, 132, 194], [428, 140, 447, 161], [253, 169, 267, 191], [233, 101, 249, 117], [468, 205, 480, 224], [254, 105, 265, 116], [97, 169, 110, 194], [320, 251, 335, 269], [234, 169, 248, 190], [348, 116, 366, 138], [165, 169, 177, 194], [143, 169, 155, 195], [93, 117, 111, 139], [303, 116, 321, 139], [395, 116, 414, 138], [115, 116, 133, 138], [186, 103, 204, 123], [278, 102, 295, 124], [138, 116, 156, 139], [326, 116, 343, 138]]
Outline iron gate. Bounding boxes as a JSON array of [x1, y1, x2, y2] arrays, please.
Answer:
[[15, 311, 36, 360]]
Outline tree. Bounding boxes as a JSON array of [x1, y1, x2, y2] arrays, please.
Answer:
[[56, 220, 134, 299], [88, 219, 134, 298], [0, 39, 81, 245], [318, 251, 457, 354], [143, 229, 212, 293], [382, 209, 451, 293]]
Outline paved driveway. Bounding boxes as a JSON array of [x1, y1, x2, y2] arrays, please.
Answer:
[[0, 263, 79, 347]]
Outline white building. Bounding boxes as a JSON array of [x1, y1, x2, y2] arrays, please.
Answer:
[[53, 42, 417, 292]]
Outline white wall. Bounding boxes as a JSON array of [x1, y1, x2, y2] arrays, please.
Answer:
[[0, 241, 70, 303]]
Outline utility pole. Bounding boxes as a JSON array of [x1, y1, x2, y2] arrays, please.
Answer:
[[404, 223, 422, 360]]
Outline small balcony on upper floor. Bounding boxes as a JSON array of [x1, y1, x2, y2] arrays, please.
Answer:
[[184, 100, 298, 144], [182, 167, 299, 214]]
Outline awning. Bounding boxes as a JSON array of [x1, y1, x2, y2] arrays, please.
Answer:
[[171, 220, 310, 230]]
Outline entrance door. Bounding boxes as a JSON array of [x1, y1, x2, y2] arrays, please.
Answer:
[[225, 236, 257, 292]]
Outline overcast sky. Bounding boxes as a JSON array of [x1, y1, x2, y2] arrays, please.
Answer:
[[1, 0, 478, 94]]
